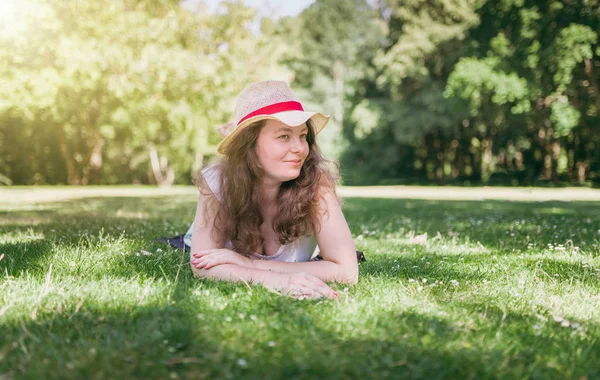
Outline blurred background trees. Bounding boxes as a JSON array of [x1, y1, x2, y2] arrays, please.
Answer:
[[0, 0, 598, 186]]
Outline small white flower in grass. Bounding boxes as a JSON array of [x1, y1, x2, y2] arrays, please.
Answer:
[[408, 279, 416, 283], [422, 278, 427, 283], [250, 315, 258, 322], [237, 358, 248, 368], [225, 316, 232, 322], [239, 313, 245, 319], [141, 250, 152, 256], [450, 280, 459, 286], [417, 286, 423, 291], [156, 248, 163, 253], [561, 320, 570, 328], [268, 341, 276, 347]]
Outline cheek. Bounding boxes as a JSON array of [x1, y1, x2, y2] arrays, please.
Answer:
[[257, 142, 284, 167]]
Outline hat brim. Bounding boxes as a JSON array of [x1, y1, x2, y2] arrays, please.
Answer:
[[216, 111, 330, 155]]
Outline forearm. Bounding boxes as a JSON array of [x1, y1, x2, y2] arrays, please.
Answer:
[[190, 262, 285, 289], [251, 259, 358, 284]]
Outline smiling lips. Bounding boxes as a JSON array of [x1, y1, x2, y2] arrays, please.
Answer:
[[285, 159, 302, 166]]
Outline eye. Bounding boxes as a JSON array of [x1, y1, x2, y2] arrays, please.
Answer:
[[300, 134, 308, 139], [278, 135, 290, 141]]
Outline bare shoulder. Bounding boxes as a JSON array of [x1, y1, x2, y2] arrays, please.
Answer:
[[316, 186, 343, 220], [193, 181, 220, 230]]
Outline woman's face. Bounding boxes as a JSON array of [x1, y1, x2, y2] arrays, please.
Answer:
[[255, 119, 310, 184]]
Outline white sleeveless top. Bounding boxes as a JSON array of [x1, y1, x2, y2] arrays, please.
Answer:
[[183, 163, 319, 262]]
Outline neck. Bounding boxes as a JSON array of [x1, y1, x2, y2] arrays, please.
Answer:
[[259, 177, 281, 205]]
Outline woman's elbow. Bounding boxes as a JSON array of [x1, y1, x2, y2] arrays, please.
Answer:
[[190, 263, 213, 279], [338, 264, 359, 284]]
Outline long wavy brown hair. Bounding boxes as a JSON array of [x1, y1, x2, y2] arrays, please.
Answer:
[[196, 119, 339, 256]]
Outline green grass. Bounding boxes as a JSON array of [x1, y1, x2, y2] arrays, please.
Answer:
[[1, 187, 600, 379]]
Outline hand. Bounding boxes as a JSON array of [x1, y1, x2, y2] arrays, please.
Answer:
[[191, 248, 253, 269], [268, 272, 338, 300]]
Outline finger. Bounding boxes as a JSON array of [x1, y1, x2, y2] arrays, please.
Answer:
[[193, 251, 220, 266], [192, 255, 214, 268], [298, 280, 331, 299], [290, 287, 321, 300], [310, 281, 337, 299], [199, 252, 231, 269], [193, 249, 219, 258], [304, 276, 336, 298]]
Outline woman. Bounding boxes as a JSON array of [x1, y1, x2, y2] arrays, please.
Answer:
[[175, 80, 358, 299]]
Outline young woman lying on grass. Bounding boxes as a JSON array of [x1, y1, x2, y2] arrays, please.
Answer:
[[183, 81, 358, 299]]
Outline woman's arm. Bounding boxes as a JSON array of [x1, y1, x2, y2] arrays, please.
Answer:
[[250, 190, 358, 284], [189, 188, 338, 298]]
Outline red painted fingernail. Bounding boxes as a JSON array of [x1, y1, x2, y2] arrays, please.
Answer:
[[333, 292, 338, 297]]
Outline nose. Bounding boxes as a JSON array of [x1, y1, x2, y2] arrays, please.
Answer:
[[290, 136, 306, 154]]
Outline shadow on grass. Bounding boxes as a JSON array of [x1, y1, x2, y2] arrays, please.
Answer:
[[1, 285, 598, 379], [3, 194, 599, 252], [0, 239, 55, 276], [342, 197, 600, 251], [356, 251, 600, 294]]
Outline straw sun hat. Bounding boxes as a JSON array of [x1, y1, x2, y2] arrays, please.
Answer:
[[216, 80, 330, 154]]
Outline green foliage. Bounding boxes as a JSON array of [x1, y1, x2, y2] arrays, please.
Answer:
[[551, 24, 597, 91], [0, 0, 283, 185], [341, 0, 600, 185], [445, 57, 530, 115], [1, 0, 599, 186], [273, 0, 384, 159]]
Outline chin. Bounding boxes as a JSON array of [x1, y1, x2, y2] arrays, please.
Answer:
[[279, 169, 302, 182]]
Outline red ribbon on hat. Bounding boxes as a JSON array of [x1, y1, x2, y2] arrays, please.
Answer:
[[237, 101, 304, 126]]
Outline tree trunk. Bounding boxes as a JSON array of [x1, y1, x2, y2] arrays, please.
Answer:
[[59, 128, 79, 185], [149, 144, 174, 187], [551, 140, 560, 183], [481, 138, 493, 184]]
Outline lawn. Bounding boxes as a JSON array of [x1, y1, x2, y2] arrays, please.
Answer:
[[1, 186, 599, 379]]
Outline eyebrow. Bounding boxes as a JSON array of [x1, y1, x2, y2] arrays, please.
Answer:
[[274, 126, 309, 134]]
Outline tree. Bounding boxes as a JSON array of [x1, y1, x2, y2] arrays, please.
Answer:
[[0, 0, 286, 185], [270, 0, 384, 160]]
